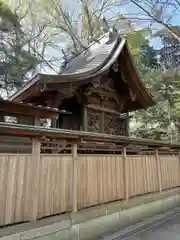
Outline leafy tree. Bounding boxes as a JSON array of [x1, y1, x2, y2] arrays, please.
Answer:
[[155, 26, 180, 70], [127, 28, 178, 141], [132, 70, 180, 141], [131, 31, 180, 141], [0, 1, 41, 97]]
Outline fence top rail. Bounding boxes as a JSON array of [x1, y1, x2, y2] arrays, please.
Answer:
[[0, 121, 180, 149], [0, 99, 71, 119]]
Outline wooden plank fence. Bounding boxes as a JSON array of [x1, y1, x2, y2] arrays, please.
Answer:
[[0, 153, 180, 226]]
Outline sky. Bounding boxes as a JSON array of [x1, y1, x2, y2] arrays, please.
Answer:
[[150, 14, 180, 49], [15, 0, 180, 74], [57, 1, 180, 55], [121, 1, 180, 49]]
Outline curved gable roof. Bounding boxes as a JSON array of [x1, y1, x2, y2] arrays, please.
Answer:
[[9, 32, 155, 111]]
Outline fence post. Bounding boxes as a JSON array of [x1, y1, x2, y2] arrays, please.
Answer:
[[31, 137, 41, 221], [72, 143, 78, 213], [155, 148, 162, 192], [178, 150, 180, 185], [123, 147, 129, 201]]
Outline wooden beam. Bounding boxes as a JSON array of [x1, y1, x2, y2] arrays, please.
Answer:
[[72, 143, 78, 212], [1, 122, 180, 148], [119, 47, 154, 108], [87, 104, 130, 118], [0, 100, 59, 119], [31, 137, 41, 221], [155, 148, 162, 192]]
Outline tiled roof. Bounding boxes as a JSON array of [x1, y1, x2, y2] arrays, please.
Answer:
[[8, 30, 154, 112], [9, 32, 125, 101], [61, 32, 121, 75]]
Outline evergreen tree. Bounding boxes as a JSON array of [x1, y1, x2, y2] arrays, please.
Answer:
[[0, 1, 41, 97], [155, 26, 180, 70], [131, 30, 180, 141]]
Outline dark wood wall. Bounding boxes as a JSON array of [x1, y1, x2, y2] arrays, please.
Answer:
[[54, 72, 130, 136], [58, 96, 81, 130]]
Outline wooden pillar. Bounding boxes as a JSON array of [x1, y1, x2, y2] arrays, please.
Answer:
[[31, 137, 41, 221], [100, 111, 105, 133], [34, 116, 40, 126], [31, 115, 40, 220], [83, 106, 88, 131], [72, 143, 78, 212], [156, 148, 162, 192], [125, 113, 130, 136], [123, 147, 129, 200], [0, 113, 4, 122], [51, 119, 57, 128]]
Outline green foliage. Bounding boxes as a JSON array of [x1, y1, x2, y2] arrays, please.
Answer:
[[130, 28, 180, 141], [155, 26, 180, 69], [0, 0, 20, 31], [132, 70, 177, 141], [0, 1, 41, 97], [0, 45, 41, 91], [127, 28, 150, 57]]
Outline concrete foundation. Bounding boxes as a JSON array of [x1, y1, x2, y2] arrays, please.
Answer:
[[1, 189, 180, 240]]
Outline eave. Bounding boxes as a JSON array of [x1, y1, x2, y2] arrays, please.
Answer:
[[0, 99, 71, 120], [9, 36, 155, 112]]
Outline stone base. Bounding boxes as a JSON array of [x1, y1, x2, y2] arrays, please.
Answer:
[[1, 189, 180, 240]]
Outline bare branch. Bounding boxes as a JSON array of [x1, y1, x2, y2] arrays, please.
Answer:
[[130, 0, 180, 41]]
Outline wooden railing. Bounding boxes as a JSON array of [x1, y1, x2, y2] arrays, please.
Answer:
[[0, 122, 180, 226]]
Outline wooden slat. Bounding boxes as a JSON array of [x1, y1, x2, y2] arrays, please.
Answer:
[[4, 155, 18, 225], [156, 149, 162, 192], [0, 153, 179, 226], [14, 155, 26, 223], [0, 155, 9, 225], [31, 138, 41, 221], [72, 144, 77, 212], [123, 147, 129, 200]]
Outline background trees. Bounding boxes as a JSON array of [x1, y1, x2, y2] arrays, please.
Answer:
[[0, 1, 41, 97], [131, 30, 180, 141]]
